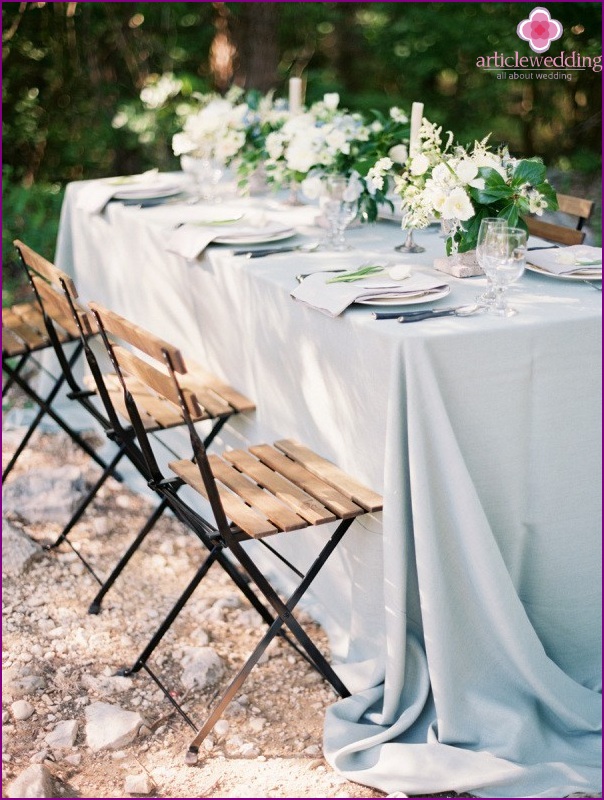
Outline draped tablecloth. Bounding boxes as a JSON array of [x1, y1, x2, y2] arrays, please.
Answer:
[[55, 180, 601, 798]]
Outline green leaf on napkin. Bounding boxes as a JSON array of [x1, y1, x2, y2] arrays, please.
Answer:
[[326, 265, 385, 284], [191, 215, 244, 226]]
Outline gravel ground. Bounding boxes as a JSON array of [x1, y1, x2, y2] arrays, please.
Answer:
[[2, 427, 396, 799], [2, 426, 598, 800]]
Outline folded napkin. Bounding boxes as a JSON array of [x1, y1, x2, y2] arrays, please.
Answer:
[[528, 245, 602, 275], [165, 220, 292, 260], [291, 270, 448, 317], [76, 171, 181, 214]]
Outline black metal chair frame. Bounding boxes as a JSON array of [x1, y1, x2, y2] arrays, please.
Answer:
[[89, 303, 363, 763], [7, 242, 231, 615]]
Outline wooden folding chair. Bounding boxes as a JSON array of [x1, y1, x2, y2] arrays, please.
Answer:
[[526, 193, 594, 245], [88, 301, 383, 760], [3, 247, 113, 482], [9, 241, 255, 617]]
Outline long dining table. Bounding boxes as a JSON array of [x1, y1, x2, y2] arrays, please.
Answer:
[[54, 176, 601, 798]]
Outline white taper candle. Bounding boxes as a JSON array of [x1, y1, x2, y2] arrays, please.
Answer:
[[409, 102, 424, 156], [289, 77, 303, 115]]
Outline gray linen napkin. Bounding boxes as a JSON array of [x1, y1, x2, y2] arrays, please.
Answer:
[[165, 220, 293, 260], [528, 245, 602, 275], [291, 271, 449, 317]]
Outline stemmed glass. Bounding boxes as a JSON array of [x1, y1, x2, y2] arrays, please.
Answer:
[[476, 217, 508, 305], [395, 213, 425, 253], [482, 226, 528, 317], [318, 176, 358, 251], [180, 155, 224, 202]]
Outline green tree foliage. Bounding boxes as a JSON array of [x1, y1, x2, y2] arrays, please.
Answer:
[[2, 2, 601, 296]]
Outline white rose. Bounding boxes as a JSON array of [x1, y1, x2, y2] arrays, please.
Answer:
[[301, 175, 323, 200], [388, 144, 408, 165], [323, 93, 340, 110], [431, 162, 452, 186], [455, 159, 479, 184], [441, 187, 474, 221], [172, 132, 196, 156], [410, 153, 430, 176], [286, 142, 318, 174]]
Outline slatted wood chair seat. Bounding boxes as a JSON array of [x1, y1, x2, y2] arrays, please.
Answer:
[[84, 367, 254, 433], [2, 300, 82, 357], [526, 192, 594, 246], [170, 440, 382, 539]]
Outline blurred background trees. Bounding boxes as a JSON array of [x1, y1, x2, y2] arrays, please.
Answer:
[[2, 1, 601, 297]]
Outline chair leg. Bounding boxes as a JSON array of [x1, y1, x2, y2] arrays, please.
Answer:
[[186, 520, 353, 761], [47, 442, 129, 549], [2, 353, 30, 397], [2, 361, 119, 479], [116, 545, 222, 677], [88, 497, 170, 614]]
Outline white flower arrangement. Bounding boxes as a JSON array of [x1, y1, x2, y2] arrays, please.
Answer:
[[264, 93, 371, 187], [171, 87, 249, 165], [394, 120, 557, 253]]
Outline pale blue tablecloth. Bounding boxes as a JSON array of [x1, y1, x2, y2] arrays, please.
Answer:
[[55, 181, 601, 797]]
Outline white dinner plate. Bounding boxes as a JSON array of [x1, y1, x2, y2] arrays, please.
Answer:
[[113, 186, 183, 204], [526, 263, 602, 282], [356, 285, 451, 306], [214, 228, 296, 245]]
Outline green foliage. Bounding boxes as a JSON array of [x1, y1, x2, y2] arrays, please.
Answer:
[[2, 2, 600, 300], [2, 167, 64, 306]]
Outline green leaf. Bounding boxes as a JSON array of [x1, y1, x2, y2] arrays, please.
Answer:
[[497, 203, 520, 228], [511, 158, 546, 188], [326, 265, 385, 283]]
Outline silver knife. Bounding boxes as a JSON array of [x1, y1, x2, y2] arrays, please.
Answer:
[[373, 306, 457, 320], [398, 303, 485, 323]]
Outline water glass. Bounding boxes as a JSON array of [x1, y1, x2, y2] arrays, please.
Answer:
[[476, 217, 508, 305], [482, 226, 528, 317], [319, 176, 358, 251]]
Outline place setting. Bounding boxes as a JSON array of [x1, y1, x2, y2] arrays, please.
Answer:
[[290, 261, 451, 317], [525, 243, 602, 282]]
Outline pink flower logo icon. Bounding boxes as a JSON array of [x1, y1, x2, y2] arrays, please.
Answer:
[[517, 7, 563, 53]]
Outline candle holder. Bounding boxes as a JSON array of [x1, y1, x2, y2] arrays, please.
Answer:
[[394, 228, 425, 254]]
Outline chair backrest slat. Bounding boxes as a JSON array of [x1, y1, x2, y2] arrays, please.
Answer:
[[88, 302, 186, 373], [30, 275, 83, 337], [557, 194, 594, 222], [526, 218, 585, 246], [14, 239, 78, 298], [111, 344, 194, 416]]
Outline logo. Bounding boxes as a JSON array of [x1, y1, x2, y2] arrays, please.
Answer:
[[517, 7, 563, 53]]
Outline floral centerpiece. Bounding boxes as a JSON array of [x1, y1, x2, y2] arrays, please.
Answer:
[[394, 119, 558, 253], [265, 94, 411, 222], [171, 86, 250, 165]]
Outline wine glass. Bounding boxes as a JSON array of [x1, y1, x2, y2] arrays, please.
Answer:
[[482, 226, 528, 317], [318, 176, 358, 251], [476, 217, 508, 305], [180, 155, 224, 202]]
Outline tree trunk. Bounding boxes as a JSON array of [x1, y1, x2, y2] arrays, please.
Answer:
[[233, 3, 279, 92]]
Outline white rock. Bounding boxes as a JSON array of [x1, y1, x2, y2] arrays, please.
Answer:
[[2, 466, 86, 525], [6, 763, 55, 798], [239, 742, 260, 758], [63, 753, 81, 767], [2, 521, 42, 576], [124, 773, 155, 795], [303, 744, 322, 756], [180, 647, 224, 691], [85, 702, 145, 752], [213, 719, 230, 737], [81, 673, 132, 697], [29, 750, 50, 764], [3, 672, 45, 701], [11, 700, 35, 721], [44, 719, 78, 750]]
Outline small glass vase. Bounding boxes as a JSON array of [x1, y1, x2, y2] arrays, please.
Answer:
[[283, 180, 304, 206], [317, 176, 358, 251], [180, 155, 223, 202]]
